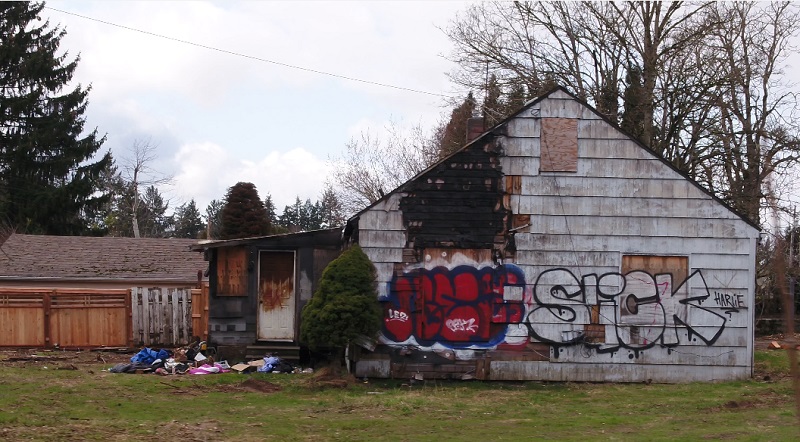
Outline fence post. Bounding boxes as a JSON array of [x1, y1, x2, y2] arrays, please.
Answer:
[[43, 290, 52, 348], [126, 288, 134, 347]]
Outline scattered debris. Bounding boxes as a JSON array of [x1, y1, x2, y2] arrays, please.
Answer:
[[769, 341, 782, 350], [7, 355, 69, 362]]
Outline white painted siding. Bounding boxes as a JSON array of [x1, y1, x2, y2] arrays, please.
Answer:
[[356, 92, 758, 383]]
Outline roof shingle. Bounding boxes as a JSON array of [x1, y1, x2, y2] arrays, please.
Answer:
[[0, 234, 206, 283]]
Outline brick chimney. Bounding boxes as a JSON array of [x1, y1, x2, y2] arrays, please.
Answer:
[[466, 116, 486, 143]]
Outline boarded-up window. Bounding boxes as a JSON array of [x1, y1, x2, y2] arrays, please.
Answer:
[[622, 255, 688, 282], [620, 255, 688, 324], [216, 247, 247, 296], [540, 118, 578, 172]]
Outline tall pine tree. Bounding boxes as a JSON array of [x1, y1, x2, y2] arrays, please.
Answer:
[[0, 2, 111, 235], [220, 182, 270, 239], [437, 92, 477, 158], [173, 199, 204, 239]]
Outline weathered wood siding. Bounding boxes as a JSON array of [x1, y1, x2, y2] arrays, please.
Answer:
[[355, 88, 758, 383], [131, 287, 193, 346], [206, 230, 342, 347]]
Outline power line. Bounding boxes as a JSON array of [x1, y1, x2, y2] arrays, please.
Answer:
[[45, 6, 449, 98]]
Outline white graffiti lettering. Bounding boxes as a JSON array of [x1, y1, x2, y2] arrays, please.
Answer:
[[446, 318, 478, 333], [387, 309, 409, 322]]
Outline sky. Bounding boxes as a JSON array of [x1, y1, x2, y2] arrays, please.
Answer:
[[42, 1, 471, 213]]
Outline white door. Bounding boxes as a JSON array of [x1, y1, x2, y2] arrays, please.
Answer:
[[257, 251, 296, 341]]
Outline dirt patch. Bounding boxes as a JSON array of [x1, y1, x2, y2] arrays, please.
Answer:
[[754, 333, 800, 351], [216, 378, 282, 394], [0, 348, 134, 369], [723, 400, 756, 409], [710, 391, 787, 412], [240, 378, 282, 393], [298, 366, 355, 389]]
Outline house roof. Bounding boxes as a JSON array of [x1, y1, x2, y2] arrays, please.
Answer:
[[190, 227, 343, 251], [346, 85, 759, 232], [0, 234, 207, 283]]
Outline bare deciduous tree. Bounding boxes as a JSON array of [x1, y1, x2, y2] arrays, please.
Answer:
[[121, 138, 173, 237], [329, 121, 440, 216], [698, 1, 800, 225], [446, 1, 800, 225]]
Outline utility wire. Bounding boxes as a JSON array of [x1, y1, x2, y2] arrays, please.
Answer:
[[45, 6, 449, 98]]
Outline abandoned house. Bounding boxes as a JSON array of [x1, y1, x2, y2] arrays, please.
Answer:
[[193, 87, 757, 382], [345, 87, 759, 383]]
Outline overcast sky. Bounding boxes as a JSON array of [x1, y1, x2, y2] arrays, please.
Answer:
[[43, 1, 469, 213]]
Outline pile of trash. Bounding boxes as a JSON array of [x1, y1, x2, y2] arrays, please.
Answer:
[[230, 354, 304, 374], [108, 341, 309, 376]]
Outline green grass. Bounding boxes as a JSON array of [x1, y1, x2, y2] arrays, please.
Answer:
[[0, 352, 798, 441]]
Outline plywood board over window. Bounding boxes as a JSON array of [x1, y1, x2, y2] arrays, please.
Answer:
[[620, 255, 689, 327], [217, 247, 248, 296], [540, 118, 578, 172]]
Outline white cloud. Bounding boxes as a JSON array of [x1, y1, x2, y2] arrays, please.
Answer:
[[171, 141, 331, 213], [42, 1, 470, 217]]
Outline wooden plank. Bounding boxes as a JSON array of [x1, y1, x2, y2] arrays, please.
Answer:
[[577, 119, 629, 139], [501, 137, 540, 157], [142, 288, 150, 346], [169, 289, 178, 345], [514, 250, 620, 268], [358, 210, 405, 231], [488, 360, 749, 382], [180, 288, 189, 344], [554, 345, 748, 367], [515, 234, 752, 258], [43, 291, 52, 347], [216, 246, 248, 296], [501, 156, 540, 176], [523, 214, 755, 239], [361, 247, 403, 264], [540, 118, 578, 172], [540, 97, 584, 119], [519, 176, 687, 198], [358, 230, 407, 248], [515, 195, 741, 221], [126, 288, 133, 347], [0, 288, 128, 296], [506, 117, 541, 138], [0, 307, 44, 346], [577, 138, 656, 160]]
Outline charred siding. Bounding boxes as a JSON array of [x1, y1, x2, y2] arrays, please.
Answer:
[[399, 139, 507, 251]]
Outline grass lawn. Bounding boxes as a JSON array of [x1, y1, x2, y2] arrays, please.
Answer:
[[0, 350, 798, 441]]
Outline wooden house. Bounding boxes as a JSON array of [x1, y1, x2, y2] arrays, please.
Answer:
[[191, 228, 342, 361], [346, 87, 759, 382]]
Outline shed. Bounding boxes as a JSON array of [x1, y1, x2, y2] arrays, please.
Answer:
[[0, 234, 208, 348], [347, 87, 759, 383], [191, 228, 342, 361]]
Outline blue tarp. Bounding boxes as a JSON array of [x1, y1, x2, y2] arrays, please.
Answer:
[[131, 348, 170, 365]]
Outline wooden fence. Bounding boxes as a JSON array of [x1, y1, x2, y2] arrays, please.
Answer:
[[0, 288, 130, 347], [191, 283, 209, 342], [0, 285, 209, 348]]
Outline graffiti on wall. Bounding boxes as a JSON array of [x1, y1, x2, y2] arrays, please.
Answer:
[[383, 265, 525, 348], [380, 263, 741, 356]]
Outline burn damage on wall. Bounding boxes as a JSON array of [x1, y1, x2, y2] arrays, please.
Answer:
[[396, 136, 513, 261]]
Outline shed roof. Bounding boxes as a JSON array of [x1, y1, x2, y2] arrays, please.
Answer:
[[0, 234, 206, 284], [190, 227, 343, 251]]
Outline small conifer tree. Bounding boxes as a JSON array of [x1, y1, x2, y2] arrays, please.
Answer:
[[300, 245, 382, 370]]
